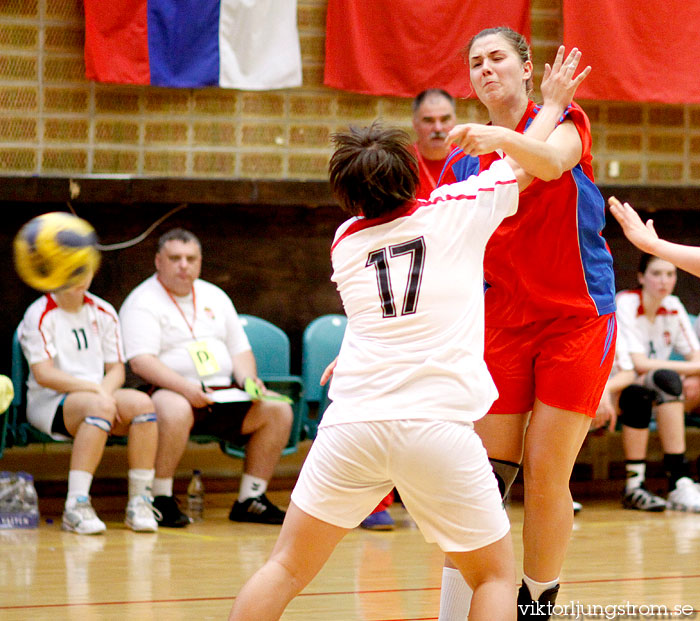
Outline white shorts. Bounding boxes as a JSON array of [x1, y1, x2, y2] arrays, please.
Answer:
[[291, 418, 510, 552]]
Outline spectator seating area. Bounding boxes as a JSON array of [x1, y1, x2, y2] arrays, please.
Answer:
[[2, 314, 346, 465]]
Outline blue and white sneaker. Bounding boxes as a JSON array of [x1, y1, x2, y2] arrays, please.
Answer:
[[62, 496, 106, 535], [125, 495, 160, 532], [360, 509, 395, 531]]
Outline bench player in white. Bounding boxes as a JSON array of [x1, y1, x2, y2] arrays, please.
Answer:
[[615, 253, 700, 512], [19, 271, 160, 534]]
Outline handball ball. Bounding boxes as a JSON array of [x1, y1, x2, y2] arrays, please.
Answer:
[[13, 212, 101, 292]]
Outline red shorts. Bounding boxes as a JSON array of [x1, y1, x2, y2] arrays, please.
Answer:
[[485, 314, 616, 417]]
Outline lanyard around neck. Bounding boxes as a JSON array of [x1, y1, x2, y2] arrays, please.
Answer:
[[158, 277, 197, 339]]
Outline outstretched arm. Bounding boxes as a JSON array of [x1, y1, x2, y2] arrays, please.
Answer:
[[447, 46, 590, 189], [609, 196, 700, 278]]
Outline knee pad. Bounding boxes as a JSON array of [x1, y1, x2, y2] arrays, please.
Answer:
[[618, 385, 654, 429], [489, 458, 520, 500], [643, 369, 683, 404], [84, 416, 112, 433], [132, 412, 157, 424]]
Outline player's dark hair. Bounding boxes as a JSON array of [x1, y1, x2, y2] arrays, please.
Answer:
[[462, 26, 533, 95], [157, 228, 201, 252], [638, 252, 653, 274], [412, 89, 455, 114], [329, 122, 419, 219]]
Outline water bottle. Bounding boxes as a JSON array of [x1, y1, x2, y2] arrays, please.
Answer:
[[17, 472, 39, 516], [0, 471, 14, 510], [186, 469, 204, 522]]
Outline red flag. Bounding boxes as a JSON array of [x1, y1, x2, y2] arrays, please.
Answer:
[[324, 0, 530, 98], [564, 0, 700, 103]]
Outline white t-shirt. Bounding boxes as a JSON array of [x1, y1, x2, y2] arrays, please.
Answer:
[[615, 289, 700, 363], [18, 292, 123, 439], [119, 275, 251, 387], [324, 158, 519, 426]]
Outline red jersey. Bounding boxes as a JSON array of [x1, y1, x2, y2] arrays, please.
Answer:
[[413, 143, 456, 200], [440, 100, 616, 327]]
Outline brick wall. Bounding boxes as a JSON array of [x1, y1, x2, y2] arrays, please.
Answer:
[[2, 0, 697, 184]]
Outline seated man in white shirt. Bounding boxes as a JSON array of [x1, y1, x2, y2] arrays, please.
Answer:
[[119, 228, 292, 526]]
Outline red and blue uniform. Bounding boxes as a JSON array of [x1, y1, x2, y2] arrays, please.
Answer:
[[440, 100, 617, 416]]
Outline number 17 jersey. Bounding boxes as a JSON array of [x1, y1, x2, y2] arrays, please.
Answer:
[[325, 159, 519, 426]]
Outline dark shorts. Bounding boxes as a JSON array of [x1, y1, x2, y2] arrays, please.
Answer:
[[50, 396, 71, 437], [191, 401, 253, 445], [138, 384, 254, 445]]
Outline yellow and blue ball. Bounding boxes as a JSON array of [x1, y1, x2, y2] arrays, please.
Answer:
[[13, 212, 101, 292]]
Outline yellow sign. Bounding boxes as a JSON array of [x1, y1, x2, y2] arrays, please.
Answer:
[[186, 341, 220, 377]]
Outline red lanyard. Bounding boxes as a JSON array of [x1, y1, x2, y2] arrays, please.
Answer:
[[158, 277, 197, 339]]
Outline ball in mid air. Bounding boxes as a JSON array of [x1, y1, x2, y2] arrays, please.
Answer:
[[13, 212, 101, 292]]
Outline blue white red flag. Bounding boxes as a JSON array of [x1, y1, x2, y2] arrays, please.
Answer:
[[84, 0, 302, 90]]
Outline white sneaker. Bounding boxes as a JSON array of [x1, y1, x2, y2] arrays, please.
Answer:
[[573, 500, 582, 514], [62, 496, 106, 535], [667, 478, 700, 513], [125, 495, 160, 532]]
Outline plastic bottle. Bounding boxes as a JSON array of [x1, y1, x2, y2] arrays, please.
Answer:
[[17, 472, 39, 516], [186, 469, 204, 522], [0, 471, 14, 511]]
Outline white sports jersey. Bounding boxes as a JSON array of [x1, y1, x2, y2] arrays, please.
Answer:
[[615, 289, 700, 362], [324, 158, 518, 426], [18, 292, 123, 439], [119, 275, 251, 387]]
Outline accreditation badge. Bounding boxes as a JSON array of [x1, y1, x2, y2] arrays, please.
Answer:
[[186, 341, 220, 377]]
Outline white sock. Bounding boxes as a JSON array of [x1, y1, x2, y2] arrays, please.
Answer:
[[128, 469, 155, 498], [67, 470, 93, 503], [438, 567, 471, 620], [152, 477, 173, 497], [625, 461, 646, 492], [523, 575, 559, 601], [238, 474, 267, 502]]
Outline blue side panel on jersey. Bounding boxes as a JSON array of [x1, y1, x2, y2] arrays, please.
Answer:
[[573, 166, 616, 316], [450, 153, 482, 182], [148, 0, 220, 87]]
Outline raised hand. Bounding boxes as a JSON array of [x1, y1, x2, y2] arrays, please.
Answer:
[[540, 45, 591, 111], [608, 196, 659, 253]]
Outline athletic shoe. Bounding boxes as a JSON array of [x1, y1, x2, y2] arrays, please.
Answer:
[[125, 495, 160, 532], [572, 500, 582, 514], [517, 581, 560, 621], [229, 493, 285, 524], [667, 477, 700, 512], [62, 496, 106, 535], [622, 485, 667, 512], [152, 495, 190, 528], [360, 509, 395, 531]]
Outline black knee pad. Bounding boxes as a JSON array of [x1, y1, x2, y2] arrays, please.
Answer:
[[489, 458, 520, 500], [619, 385, 654, 429], [644, 369, 683, 404]]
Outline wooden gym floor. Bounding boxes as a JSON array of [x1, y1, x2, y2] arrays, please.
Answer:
[[0, 491, 699, 620]]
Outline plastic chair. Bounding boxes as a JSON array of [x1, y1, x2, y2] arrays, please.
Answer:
[[301, 314, 347, 439], [221, 315, 304, 458]]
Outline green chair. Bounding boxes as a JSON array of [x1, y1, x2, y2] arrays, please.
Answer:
[[300, 314, 347, 439], [222, 315, 304, 458]]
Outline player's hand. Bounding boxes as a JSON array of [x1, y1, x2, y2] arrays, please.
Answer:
[[608, 196, 659, 253], [446, 123, 510, 156], [591, 390, 617, 432], [540, 45, 590, 112], [320, 357, 338, 386], [183, 383, 214, 408]]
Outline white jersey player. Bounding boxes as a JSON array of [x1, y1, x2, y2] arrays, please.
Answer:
[[18, 273, 160, 534], [228, 118, 577, 621]]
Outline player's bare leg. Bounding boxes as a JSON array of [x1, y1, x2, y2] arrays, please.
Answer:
[[229, 502, 349, 621]]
